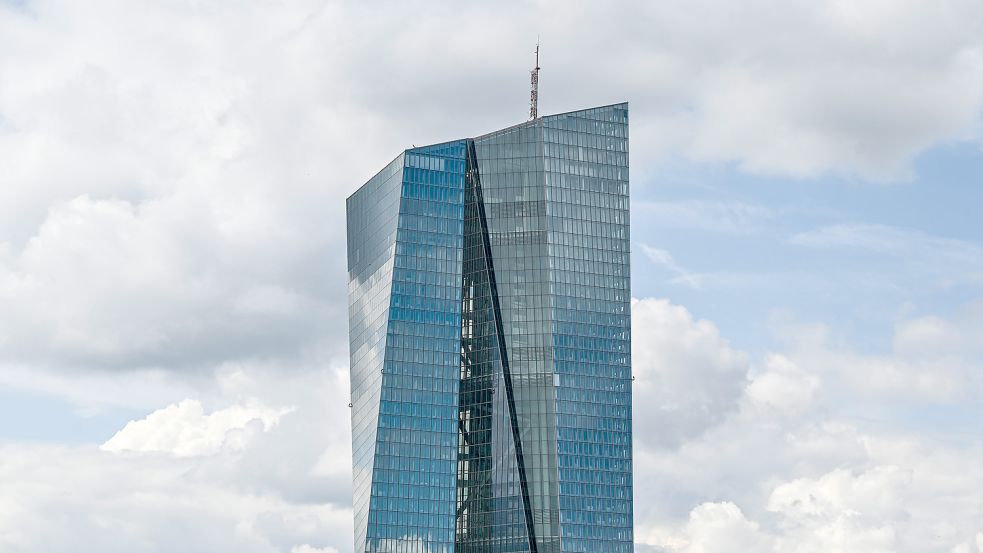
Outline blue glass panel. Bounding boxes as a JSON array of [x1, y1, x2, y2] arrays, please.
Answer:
[[348, 105, 633, 553]]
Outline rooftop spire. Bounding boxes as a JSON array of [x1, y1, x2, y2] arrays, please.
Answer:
[[529, 42, 540, 120]]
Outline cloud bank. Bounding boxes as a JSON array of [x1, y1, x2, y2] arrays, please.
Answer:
[[1, 0, 981, 552]]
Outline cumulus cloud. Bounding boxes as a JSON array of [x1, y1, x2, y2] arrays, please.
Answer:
[[633, 300, 983, 553], [646, 467, 909, 553], [639, 435, 983, 553], [775, 307, 983, 404], [744, 354, 820, 417], [0, 1, 981, 552], [0, 190, 341, 371], [291, 546, 341, 553], [101, 398, 294, 457], [767, 466, 908, 552], [631, 298, 749, 448], [663, 502, 774, 553], [1, 296, 979, 553], [0, 443, 352, 553], [0, 364, 355, 553], [1, 0, 981, 378]]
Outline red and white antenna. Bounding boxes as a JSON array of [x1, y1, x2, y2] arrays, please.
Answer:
[[529, 42, 540, 120]]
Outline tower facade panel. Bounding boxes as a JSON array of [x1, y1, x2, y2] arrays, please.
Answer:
[[347, 104, 632, 553]]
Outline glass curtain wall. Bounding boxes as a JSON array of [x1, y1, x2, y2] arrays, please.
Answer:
[[347, 104, 633, 553], [543, 105, 633, 553], [349, 142, 468, 553]]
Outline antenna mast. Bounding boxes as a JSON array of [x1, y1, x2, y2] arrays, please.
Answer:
[[529, 42, 540, 120]]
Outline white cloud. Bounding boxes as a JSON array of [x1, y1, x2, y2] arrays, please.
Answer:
[[893, 309, 983, 361], [292, 546, 340, 553], [0, 443, 352, 553], [613, 0, 983, 180], [89, 363, 355, 506], [633, 300, 983, 553], [0, 364, 355, 553], [745, 354, 820, 417], [101, 398, 294, 457], [775, 307, 983, 404], [0, 293, 978, 553], [638, 244, 703, 289], [639, 439, 983, 553], [635, 200, 776, 234], [672, 502, 774, 553], [788, 223, 983, 293], [790, 223, 983, 263], [632, 297, 749, 448], [0, 189, 342, 370], [767, 466, 907, 553], [0, 0, 980, 376], [0, 363, 196, 414], [0, 1, 981, 552]]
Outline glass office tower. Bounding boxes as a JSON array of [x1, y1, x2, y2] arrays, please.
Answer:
[[347, 104, 632, 553]]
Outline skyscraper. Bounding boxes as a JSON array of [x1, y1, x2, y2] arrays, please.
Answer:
[[346, 103, 632, 553]]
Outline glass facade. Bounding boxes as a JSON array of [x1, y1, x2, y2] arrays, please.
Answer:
[[347, 104, 632, 553]]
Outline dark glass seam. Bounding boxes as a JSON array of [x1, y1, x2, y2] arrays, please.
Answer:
[[466, 138, 539, 553]]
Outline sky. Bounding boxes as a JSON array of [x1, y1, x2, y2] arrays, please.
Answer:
[[0, 0, 982, 552]]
